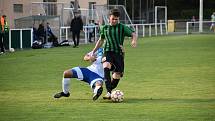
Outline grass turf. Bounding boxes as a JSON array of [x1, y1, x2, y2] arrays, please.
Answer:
[[0, 34, 215, 121]]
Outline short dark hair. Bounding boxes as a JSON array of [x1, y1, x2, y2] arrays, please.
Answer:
[[109, 8, 120, 17]]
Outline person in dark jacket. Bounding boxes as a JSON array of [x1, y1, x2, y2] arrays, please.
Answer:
[[37, 23, 46, 44], [70, 14, 83, 48]]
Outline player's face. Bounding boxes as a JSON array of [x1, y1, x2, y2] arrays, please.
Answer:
[[90, 55, 96, 63], [109, 15, 119, 26]]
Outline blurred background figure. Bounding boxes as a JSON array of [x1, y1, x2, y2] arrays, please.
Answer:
[[0, 15, 9, 54], [32, 23, 38, 42], [70, 13, 83, 48], [191, 16, 196, 30], [46, 22, 58, 47], [37, 23, 46, 44], [210, 12, 215, 32], [88, 20, 95, 43]]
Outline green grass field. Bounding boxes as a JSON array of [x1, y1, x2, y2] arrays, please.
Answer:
[[0, 34, 215, 121]]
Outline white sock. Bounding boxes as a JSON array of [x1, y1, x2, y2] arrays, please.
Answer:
[[62, 78, 70, 94]]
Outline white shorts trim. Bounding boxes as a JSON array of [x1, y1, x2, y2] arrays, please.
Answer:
[[90, 78, 103, 88], [72, 67, 83, 80]]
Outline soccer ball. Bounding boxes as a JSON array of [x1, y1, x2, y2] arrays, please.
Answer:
[[9, 48, 15, 52], [111, 90, 124, 103]]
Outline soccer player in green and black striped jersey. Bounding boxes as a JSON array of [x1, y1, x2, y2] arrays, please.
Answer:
[[92, 8, 137, 99]]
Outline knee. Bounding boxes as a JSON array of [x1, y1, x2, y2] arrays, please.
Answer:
[[63, 70, 72, 78], [112, 72, 121, 79], [103, 62, 111, 69], [95, 80, 103, 87]]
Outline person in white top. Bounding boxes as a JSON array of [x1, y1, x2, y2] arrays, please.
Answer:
[[54, 48, 104, 101], [88, 20, 95, 43], [210, 12, 215, 31]]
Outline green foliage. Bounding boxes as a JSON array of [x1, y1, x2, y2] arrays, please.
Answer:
[[0, 34, 215, 121]]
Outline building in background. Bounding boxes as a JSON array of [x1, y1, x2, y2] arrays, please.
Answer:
[[0, 0, 107, 28], [1, 0, 215, 28]]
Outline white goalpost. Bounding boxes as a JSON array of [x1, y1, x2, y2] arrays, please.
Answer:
[[155, 6, 168, 36], [199, 0, 203, 32], [186, 21, 214, 34]]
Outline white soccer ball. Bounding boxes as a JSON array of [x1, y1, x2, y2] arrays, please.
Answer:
[[9, 48, 15, 52], [111, 90, 124, 103]]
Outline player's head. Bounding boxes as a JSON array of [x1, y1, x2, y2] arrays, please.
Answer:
[[109, 8, 120, 26]]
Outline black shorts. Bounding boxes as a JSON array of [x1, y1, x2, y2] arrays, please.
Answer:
[[104, 51, 124, 75]]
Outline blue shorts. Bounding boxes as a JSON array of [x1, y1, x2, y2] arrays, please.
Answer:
[[70, 67, 103, 88]]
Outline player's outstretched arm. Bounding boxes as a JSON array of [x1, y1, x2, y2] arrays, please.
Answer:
[[92, 37, 104, 54]]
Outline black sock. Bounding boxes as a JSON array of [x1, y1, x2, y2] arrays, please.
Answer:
[[111, 79, 120, 90], [104, 68, 112, 93]]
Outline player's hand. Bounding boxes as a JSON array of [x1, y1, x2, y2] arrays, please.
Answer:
[[119, 45, 125, 53], [131, 33, 137, 48], [131, 40, 137, 48]]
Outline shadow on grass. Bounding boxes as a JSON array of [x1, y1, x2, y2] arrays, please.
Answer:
[[124, 98, 215, 104], [52, 96, 215, 104]]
